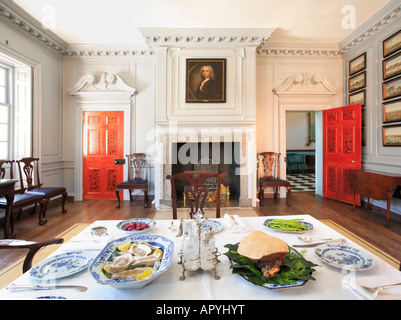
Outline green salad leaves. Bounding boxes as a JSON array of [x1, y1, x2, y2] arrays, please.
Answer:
[[224, 243, 318, 286]]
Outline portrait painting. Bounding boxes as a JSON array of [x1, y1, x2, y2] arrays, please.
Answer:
[[186, 58, 226, 103]]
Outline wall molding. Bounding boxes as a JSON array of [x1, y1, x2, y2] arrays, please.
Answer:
[[339, 2, 401, 54], [0, 0, 67, 56]]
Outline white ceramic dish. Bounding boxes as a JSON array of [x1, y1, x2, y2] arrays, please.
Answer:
[[116, 218, 156, 234]]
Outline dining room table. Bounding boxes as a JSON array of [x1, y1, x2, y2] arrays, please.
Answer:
[[1, 214, 401, 301]]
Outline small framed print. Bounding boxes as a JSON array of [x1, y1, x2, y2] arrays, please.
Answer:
[[186, 58, 226, 103], [382, 124, 401, 146], [383, 98, 401, 123], [383, 76, 401, 100], [349, 71, 366, 93], [383, 51, 401, 80], [349, 52, 366, 76], [383, 29, 401, 58], [349, 90, 365, 107]]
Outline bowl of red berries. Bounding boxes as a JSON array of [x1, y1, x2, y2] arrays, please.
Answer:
[[116, 218, 156, 234]]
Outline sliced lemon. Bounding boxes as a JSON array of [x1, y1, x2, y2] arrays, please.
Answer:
[[153, 248, 163, 256], [117, 241, 131, 251], [135, 267, 152, 280]]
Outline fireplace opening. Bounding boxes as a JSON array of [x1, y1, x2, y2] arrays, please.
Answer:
[[171, 142, 240, 207]]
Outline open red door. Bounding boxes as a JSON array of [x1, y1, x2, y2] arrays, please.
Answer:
[[323, 104, 361, 205]]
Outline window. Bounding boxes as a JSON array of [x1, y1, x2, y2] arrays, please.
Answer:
[[0, 65, 10, 159], [0, 54, 32, 162]]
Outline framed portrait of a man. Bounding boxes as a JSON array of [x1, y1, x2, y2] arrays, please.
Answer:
[[186, 58, 226, 103]]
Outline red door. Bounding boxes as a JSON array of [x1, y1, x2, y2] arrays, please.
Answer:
[[83, 111, 124, 199], [323, 104, 361, 205]]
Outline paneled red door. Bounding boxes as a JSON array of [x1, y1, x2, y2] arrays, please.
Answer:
[[323, 104, 362, 205], [83, 111, 124, 200]]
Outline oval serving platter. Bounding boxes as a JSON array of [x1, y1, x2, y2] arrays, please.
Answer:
[[228, 247, 310, 291], [263, 218, 313, 234]]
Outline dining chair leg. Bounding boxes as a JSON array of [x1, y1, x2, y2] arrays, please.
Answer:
[[286, 186, 291, 206], [144, 190, 148, 208], [115, 189, 121, 208], [38, 201, 48, 225], [61, 192, 68, 213]]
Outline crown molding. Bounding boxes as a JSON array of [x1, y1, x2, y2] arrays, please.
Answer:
[[139, 28, 275, 52], [0, 0, 68, 56], [338, 1, 401, 54], [65, 43, 153, 57], [259, 43, 340, 56]]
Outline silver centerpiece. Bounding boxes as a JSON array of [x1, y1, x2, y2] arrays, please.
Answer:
[[178, 209, 221, 280]]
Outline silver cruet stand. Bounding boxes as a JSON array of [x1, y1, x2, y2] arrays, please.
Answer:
[[178, 209, 221, 280]]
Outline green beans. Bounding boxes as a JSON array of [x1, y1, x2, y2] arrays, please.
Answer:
[[266, 219, 309, 231]]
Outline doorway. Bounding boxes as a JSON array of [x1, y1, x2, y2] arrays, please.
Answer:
[[286, 111, 317, 193]]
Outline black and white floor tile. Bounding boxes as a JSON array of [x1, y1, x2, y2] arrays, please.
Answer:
[[287, 173, 315, 192]]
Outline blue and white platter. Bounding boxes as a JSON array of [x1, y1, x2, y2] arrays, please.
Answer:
[[89, 235, 174, 289], [116, 218, 156, 234], [228, 247, 310, 291], [315, 243, 375, 271], [263, 219, 313, 234], [201, 219, 224, 233], [30, 251, 89, 280]]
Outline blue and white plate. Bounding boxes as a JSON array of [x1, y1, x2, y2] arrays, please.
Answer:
[[228, 247, 310, 291], [89, 235, 173, 289], [116, 218, 156, 234], [315, 243, 375, 271], [263, 219, 313, 234], [30, 251, 89, 280], [201, 220, 224, 233]]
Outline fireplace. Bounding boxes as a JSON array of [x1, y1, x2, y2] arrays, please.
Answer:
[[155, 124, 256, 209], [171, 142, 240, 207]]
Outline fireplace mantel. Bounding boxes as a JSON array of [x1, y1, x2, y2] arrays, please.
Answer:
[[139, 29, 275, 209]]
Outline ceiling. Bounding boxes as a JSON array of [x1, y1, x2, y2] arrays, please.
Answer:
[[11, 0, 392, 46]]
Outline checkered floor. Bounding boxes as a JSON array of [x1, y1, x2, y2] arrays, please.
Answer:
[[287, 173, 315, 192]]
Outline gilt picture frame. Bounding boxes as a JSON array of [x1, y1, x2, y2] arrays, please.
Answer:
[[383, 29, 401, 58], [383, 76, 401, 100], [383, 51, 401, 80], [382, 124, 401, 146], [349, 90, 365, 107], [383, 99, 401, 123], [349, 71, 366, 93], [186, 58, 226, 103], [349, 52, 366, 76]]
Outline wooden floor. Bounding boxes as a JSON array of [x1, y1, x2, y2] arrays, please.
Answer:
[[2, 192, 401, 271]]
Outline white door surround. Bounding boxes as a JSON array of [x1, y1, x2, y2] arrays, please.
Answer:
[[273, 73, 339, 197], [67, 72, 136, 201]]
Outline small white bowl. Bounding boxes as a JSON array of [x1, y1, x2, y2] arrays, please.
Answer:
[[116, 218, 156, 234], [88, 235, 174, 289]]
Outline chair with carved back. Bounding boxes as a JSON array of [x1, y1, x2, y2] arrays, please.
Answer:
[[115, 153, 148, 208], [258, 152, 291, 206], [0, 238, 64, 273], [16, 157, 68, 215], [166, 171, 225, 220], [0, 160, 48, 238]]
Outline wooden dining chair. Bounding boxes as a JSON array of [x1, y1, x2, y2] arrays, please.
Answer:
[[115, 153, 148, 208], [0, 238, 64, 273], [166, 170, 225, 219], [0, 160, 48, 238], [16, 157, 68, 215], [258, 152, 291, 206]]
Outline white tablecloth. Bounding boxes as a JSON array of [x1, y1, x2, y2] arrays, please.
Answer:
[[1, 214, 400, 300]]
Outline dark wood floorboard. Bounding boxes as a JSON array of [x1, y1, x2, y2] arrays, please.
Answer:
[[1, 192, 401, 272]]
